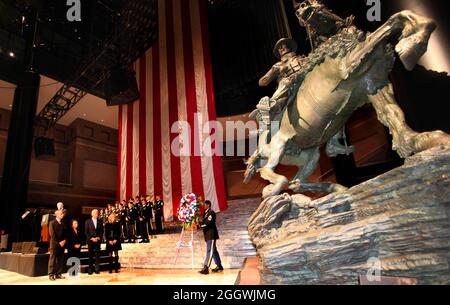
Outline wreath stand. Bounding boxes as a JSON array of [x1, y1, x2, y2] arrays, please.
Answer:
[[173, 225, 195, 269]]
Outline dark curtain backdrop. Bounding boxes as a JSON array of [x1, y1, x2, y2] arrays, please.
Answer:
[[208, 0, 291, 117]]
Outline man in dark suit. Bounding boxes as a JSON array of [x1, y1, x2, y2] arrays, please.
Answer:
[[56, 201, 69, 229], [198, 200, 223, 275], [48, 209, 66, 281], [85, 209, 103, 274]]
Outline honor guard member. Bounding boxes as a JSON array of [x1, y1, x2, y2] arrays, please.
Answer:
[[114, 201, 121, 219], [99, 209, 106, 242], [134, 197, 142, 237], [125, 201, 136, 242], [198, 200, 223, 275], [119, 201, 127, 241], [137, 200, 150, 243], [145, 195, 154, 236], [154, 195, 165, 233], [105, 204, 114, 220]]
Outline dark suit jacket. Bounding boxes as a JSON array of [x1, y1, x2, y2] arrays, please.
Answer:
[[200, 209, 219, 241], [67, 229, 84, 249], [49, 219, 66, 249], [84, 218, 103, 244]]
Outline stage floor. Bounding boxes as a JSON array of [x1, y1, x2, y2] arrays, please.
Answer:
[[0, 268, 240, 285]]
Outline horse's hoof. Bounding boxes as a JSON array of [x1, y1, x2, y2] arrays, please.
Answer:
[[288, 180, 302, 193], [262, 185, 275, 199], [331, 184, 348, 193], [262, 182, 288, 199], [410, 130, 450, 154]]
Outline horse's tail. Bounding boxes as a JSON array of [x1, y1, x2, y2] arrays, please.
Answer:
[[244, 152, 261, 184]]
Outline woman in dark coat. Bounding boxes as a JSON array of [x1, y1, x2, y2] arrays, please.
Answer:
[[67, 219, 83, 258], [105, 214, 122, 273]]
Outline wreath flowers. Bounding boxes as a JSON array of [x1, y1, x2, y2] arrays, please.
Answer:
[[176, 193, 203, 228]]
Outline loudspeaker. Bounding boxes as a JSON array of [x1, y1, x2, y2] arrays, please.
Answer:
[[104, 67, 140, 106], [34, 137, 55, 157]]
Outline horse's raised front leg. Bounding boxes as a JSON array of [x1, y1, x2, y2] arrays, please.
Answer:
[[259, 133, 290, 199], [288, 148, 348, 194], [369, 83, 450, 158], [341, 10, 436, 78]]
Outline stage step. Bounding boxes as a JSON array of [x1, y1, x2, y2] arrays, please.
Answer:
[[120, 198, 261, 269]]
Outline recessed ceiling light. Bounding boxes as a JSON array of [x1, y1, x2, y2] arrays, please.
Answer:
[[83, 113, 87, 117], [9, 52, 15, 57]]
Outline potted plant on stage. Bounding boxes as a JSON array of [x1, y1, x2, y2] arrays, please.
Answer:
[[173, 193, 203, 268]]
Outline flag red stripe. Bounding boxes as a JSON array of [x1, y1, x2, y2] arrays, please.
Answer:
[[118, 0, 228, 215], [166, 0, 182, 215], [181, 0, 205, 200], [139, 56, 147, 195], [126, 103, 134, 199], [152, 45, 163, 197], [117, 105, 123, 200]]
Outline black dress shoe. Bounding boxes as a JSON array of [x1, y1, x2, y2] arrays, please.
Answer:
[[211, 265, 224, 273], [49, 275, 56, 281], [198, 266, 209, 275], [95, 271, 100, 274]]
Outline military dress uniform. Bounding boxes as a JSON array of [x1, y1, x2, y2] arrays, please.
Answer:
[[145, 200, 154, 237], [199, 207, 223, 274], [154, 199, 165, 232], [125, 205, 136, 242], [119, 204, 127, 241], [137, 203, 150, 243], [100, 210, 107, 242], [134, 202, 142, 237]]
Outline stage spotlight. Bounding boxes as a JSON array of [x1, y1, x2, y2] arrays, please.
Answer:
[[9, 52, 15, 57]]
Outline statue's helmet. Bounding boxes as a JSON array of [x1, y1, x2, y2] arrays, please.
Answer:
[[273, 38, 298, 59], [294, 0, 350, 36]]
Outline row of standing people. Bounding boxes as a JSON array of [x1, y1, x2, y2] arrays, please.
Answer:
[[48, 209, 123, 279], [99, 195, 165, 243], [48, 196, 165, 280]]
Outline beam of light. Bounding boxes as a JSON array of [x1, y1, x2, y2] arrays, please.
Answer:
[[396, 0, 450, 74]]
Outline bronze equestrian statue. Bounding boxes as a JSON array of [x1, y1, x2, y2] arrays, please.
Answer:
[[245, 0, 450, 198]]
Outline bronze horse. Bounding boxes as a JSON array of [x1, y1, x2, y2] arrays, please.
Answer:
[[245, 0, 450, 198]]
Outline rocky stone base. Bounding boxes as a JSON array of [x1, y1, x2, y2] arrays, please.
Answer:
[[248, 145, 450, 284]]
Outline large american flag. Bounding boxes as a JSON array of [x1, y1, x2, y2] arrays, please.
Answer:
[[118, 0, 227, 220]]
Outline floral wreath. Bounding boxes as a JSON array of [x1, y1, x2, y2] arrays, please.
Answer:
[[176, 193, 203, 228]]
